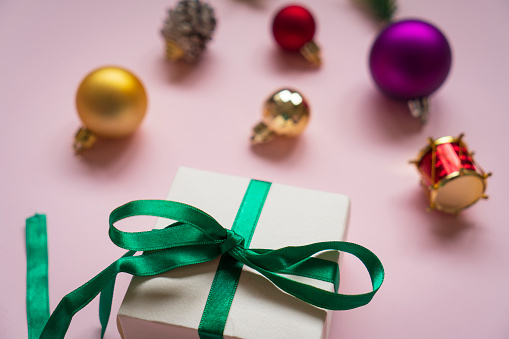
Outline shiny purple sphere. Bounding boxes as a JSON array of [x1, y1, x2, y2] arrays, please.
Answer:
[[369, 19, 452, 100]]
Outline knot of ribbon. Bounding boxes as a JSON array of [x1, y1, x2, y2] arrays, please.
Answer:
[[26, 199, 384, 339], [220, 230, 245, 254]]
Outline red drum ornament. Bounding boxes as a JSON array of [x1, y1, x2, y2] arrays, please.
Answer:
[[272, 5, 321, 66], [411, 134, 491, 214]]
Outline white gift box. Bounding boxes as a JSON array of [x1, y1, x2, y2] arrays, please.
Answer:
[[117, 167, 350, 339]]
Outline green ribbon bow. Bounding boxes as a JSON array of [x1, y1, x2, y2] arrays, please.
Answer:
[[26, 192, 384, 338]]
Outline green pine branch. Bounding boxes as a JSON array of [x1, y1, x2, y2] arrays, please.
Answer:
[[361, 0, 397, 22]]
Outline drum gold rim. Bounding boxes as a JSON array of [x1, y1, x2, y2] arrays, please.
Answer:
[[429, 169, 487, 214], [414, 135, 465, 163]]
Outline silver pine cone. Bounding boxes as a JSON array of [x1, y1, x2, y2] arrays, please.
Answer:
[[161, 0, 217, 62]]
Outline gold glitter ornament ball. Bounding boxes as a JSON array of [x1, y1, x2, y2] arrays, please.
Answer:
[[74, 66, 147, 152], [251, 88, 310, 144]]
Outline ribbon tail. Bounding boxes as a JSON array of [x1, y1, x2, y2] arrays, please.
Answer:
[[38, 258, 126, 338], [26, 214, 50, 339], [24, 214, 136, 339], [99, 250, 136, 338], [36, 243, 222, 338]]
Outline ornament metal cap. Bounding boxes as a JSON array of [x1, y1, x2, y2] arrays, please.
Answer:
[[74, 127, 97, 153], [74, 66, 147, 153], [410, 133, 491, 214], [251, 89, 310, 145], [408, 97, 429, 125], [161, 0, 217, 63], [299, 40, 321, 67]]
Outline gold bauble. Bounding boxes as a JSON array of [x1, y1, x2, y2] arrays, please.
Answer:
[[74, 66, 147, 152], [251, 89, 310, 144]]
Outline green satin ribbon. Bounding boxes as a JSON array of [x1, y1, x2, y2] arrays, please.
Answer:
[[198, 180, 272, 338], [26, 192, 384, 339], [26, 215, 50, 339]]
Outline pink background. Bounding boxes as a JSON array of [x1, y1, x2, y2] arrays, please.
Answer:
[[1, 0, 508, 338]]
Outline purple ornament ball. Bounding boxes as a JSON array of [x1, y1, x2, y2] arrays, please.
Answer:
[[369, 19, 452, 100]]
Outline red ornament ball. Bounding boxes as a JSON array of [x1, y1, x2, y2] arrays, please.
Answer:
[[272, 5, 316, 51]]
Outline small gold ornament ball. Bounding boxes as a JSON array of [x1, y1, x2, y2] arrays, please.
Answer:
[[251, 89, 310, 144], [262, 88, 310, 136], [76, 66, 147, 139]]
